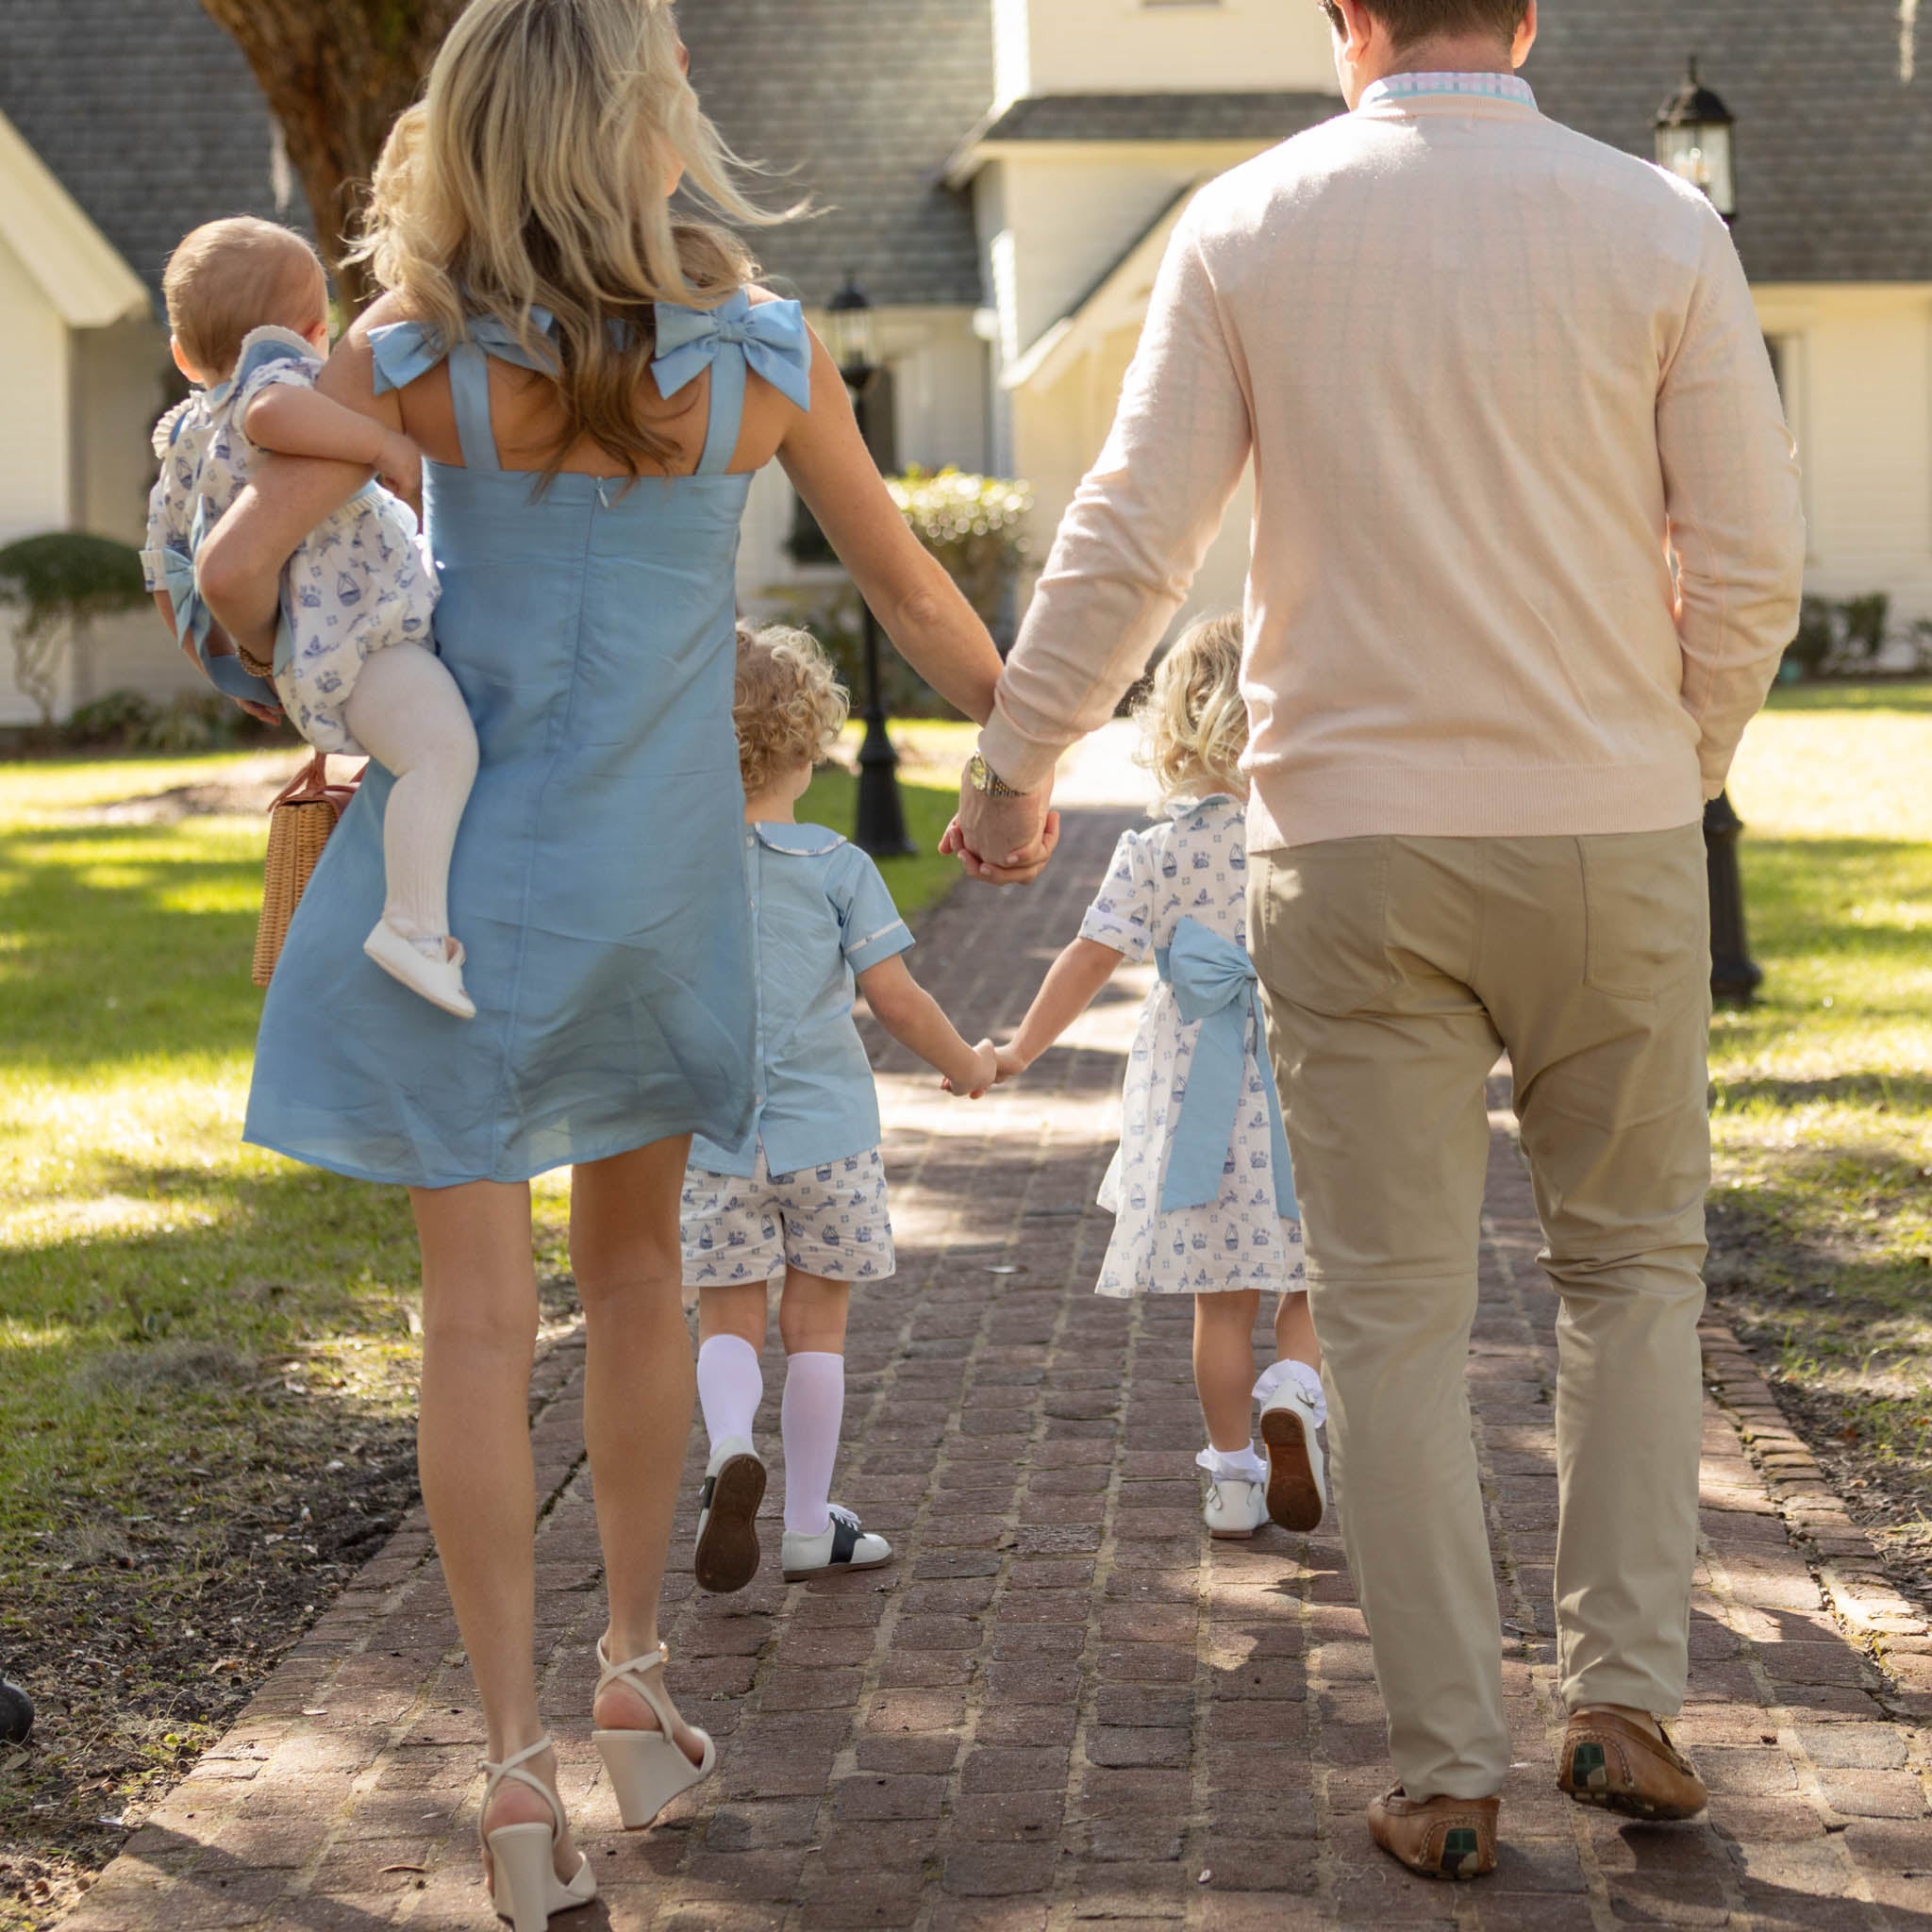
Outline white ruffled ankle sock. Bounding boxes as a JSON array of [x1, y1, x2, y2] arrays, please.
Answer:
[[781, 1351, 845, 1538], [1196, 1441, 1267, 1485], [696, 1333, 762, 1451], [1254, 1357, 1328, 1427]]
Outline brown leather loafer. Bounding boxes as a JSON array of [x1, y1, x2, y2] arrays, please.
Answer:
[[1367, 1787, 1500, 1880], [1558, 1709, 1707, 1820]]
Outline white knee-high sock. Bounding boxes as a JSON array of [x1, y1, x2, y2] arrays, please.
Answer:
[[781, 1352, 844, 1539], [340, 644, 478, 944], [696, 1334, 763, 1450]]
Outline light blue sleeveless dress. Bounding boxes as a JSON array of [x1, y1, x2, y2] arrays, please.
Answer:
[[243, 291, 814, 1188]]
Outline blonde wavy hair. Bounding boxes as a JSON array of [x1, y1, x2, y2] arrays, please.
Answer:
[[1134, 612, 1249, 804], [733, 624, 850, 798], [356, 0, 797, 477]]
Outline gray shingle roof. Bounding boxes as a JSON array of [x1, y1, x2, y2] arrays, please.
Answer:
[[974, 92, 1341, 145], [1526, 0, 1932, 283], [2, 0, 291, 308], [679, 0, 993, 311]]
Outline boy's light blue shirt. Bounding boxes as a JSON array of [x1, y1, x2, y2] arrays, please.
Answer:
[[690, 822, 914, 1179]]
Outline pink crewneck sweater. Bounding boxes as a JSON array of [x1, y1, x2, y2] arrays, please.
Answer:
[[979, 82, 1807, 847]]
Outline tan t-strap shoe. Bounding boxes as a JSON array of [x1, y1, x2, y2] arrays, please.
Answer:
[[1559, 1708, 1707, 1820], [1367, 1787, 1500, 1880]]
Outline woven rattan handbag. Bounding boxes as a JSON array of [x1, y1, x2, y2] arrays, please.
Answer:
[[252, 753, 362, 988]]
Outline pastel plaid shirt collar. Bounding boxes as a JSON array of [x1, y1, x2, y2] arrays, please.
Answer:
[[1360, 71, 1538, 110]]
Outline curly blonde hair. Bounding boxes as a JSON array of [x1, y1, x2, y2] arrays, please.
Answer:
[[1134, 612, 1249, 804], [733, 624, 850, 798], [354, 0, 800, 480]]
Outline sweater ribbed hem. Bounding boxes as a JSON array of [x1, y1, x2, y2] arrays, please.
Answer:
[[1246, 758, 1705, 849]]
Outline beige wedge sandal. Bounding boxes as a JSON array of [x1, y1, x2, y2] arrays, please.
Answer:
[[591, 1639, 717, 1830], [478, 1737, 596, 1932]]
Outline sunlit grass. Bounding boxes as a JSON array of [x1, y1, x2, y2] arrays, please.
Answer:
[[1710, 684, 1932, 1552], [0, 744, 961, 1512]]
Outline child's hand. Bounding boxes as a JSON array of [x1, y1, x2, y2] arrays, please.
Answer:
[[376, 430, 424, 503], [992, 1042, 1028, 1085], [941, 1040, 1000, 1099]]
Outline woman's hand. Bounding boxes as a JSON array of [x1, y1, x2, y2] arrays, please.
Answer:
[[198, 310, 406, 652]]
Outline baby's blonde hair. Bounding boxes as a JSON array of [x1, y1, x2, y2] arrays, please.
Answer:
[[733, 624, 849, 798], [356, 0, 797, 479], [1134, 612, 1249, 803], [163, 218, 326, 379]]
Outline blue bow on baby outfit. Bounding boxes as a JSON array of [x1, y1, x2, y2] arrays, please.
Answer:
[[1155, 916, 1298, 1219], [155, 513, 282, 710]]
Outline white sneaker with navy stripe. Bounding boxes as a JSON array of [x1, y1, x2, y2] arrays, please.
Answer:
[[780, 1503, 891, 1581]]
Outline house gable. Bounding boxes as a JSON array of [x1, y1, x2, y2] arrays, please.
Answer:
[[0, 111, 148, 329]]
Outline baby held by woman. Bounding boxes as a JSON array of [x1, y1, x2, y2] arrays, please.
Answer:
[[142, 216, 478, 1018]]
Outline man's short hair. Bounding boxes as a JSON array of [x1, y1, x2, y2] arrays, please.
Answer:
[[1322, 0, 1529, 51]]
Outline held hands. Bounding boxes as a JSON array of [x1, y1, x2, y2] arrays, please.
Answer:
[[941, 764, 1059, 886], [940, 1040, 1000, 1098]]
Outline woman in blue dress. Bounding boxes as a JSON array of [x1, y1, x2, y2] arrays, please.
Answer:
[[196, 1, 1014, 1920]]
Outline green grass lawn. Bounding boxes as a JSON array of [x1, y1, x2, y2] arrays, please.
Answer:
[[1713, 681, 1932, 1588], [0, 737, 963, 1927]]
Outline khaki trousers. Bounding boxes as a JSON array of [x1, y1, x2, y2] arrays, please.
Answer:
[[1248, 828, 1711, 1801]]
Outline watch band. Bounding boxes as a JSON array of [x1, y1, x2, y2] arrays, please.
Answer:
[[968, 752, 1024, 798]]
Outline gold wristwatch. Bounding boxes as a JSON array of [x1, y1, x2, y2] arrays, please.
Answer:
[[966, 751, 1024, 798]]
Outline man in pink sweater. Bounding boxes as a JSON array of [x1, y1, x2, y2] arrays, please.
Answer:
[[951, 0, 1804, 1881]]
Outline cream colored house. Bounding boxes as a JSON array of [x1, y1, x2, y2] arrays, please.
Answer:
[[7, 0, 1929, 722], [0, 0, 293, 725]]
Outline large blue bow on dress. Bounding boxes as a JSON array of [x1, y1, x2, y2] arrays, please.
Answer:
[[1155, 916, 1297, 1219], [651, 291, 812, 410], [369, 311, 563, 393]]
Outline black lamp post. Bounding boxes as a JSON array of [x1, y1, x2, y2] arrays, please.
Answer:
[[1657, 60, 1759, 1005], [825, 275, 914, 859]]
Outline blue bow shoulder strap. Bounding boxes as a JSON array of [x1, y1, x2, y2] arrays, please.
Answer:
[[1155, 916, 1298, 1219], [653, 290, 811, 475], [651, 290, 812, 409], [369, 311, 563, 395]]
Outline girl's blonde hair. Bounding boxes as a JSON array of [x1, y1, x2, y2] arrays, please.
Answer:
[[356, 0, 796, 478], [733, 624, 849, 797], [1134, 612, 1249, 803]]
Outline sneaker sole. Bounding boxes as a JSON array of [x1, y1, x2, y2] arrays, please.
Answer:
[[693, 1454, 766, 1594], [1260, 1407, 1323, 1532]]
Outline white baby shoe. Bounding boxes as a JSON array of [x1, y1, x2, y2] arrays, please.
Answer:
[[1257, 1365, 1327, 1532], [364, 919, 475, 1020], [1203, 1476, 1270, 1539], [781, 1504, 891, 1582], [693, 1435, 766, 1595]]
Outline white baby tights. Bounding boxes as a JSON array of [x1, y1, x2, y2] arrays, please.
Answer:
[[340, 644, 477, 946]]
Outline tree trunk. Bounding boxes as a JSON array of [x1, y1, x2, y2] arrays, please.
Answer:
[[197, 1, 465, 314]]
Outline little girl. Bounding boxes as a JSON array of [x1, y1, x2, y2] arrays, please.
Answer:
[[993, 614, 1325, 1539], [142, 216, 478, 1019], [686, 625, 997, 1591]]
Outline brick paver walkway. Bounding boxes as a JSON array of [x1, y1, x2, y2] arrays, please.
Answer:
[[69, 764, 1932, 1932]]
